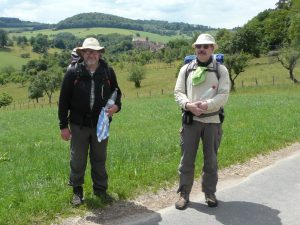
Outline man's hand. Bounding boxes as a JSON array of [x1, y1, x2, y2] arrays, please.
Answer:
[[196, 100, 208, 111], [106, 104, 119, 117], [61, 128, 71, 141], [186, 102, 206, 116]]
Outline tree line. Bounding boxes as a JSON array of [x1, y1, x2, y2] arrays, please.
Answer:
[[54, 12, 214, 36], [0, 0, 299, 107]]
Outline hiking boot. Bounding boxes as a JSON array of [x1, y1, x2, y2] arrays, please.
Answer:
[[205, 193, 218, 208], [94, 190, 114, 203], [72, 186, 84, 206], [175, 192, 189, 210]]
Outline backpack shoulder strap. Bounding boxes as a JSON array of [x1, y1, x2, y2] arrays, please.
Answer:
[[68, 62, 82, 85], [206, 60, 221, 80], [184, 59, 197, 94], [215, 61, 220, 80]]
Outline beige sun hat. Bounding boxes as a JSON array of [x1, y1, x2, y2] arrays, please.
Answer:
[[76, 37, 105, 57], [192, 33, 218, 50]]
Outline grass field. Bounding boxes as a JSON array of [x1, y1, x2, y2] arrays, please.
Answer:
[[9, 27, 184, 44], [1, 50, 300, 224], [1, 56, 298, 104], [1, 84, 300, 225], [0, 45, 42, 70], [2, 26, 186, 71]]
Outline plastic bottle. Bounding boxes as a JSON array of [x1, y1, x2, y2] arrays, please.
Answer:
[[105, 88, 118, 109], [200, 85, 217, 100]]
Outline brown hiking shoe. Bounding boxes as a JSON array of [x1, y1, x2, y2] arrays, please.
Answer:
[[205, 193, 218, 208], [175, 192, 189, 210]]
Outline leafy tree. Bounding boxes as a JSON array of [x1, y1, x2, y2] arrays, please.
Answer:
[[28, 79, 44, 103], [28, 66, 63, 103], [31, 34, 49, 54], [0, 73, 8, 86], [163, 48, 176, 64], [10, 72, 28, 87], [288, 13, 300, 47], [262, 9, 290, 50], [224, 52, 250, 91], [0, 29, 8, 47], [0, 93, 13, 108], [276, 0, 292, 9], [215, 29, 234, 54], [16, 36, 28, 48], [1, 65, 16, 77], [22, 59, 48, 75], [231, 27, 261, 57], [277, 47, 300, 83], [288, 0, 300, 47], [52, 32, 78, 49], [127, 63, 146, 88]]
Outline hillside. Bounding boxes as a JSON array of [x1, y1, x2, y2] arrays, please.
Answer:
[[0, 17, 51, 30], [1, 13, 214, 36], [55, 12, 214, 36]]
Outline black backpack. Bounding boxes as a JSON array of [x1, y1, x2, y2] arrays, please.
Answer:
[[184, 59, 225, 123]]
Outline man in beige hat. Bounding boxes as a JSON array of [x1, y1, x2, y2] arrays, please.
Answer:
[[174, 33, 230, 209], [58, 37, 122, 205]]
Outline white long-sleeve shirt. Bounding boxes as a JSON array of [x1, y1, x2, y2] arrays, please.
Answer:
[[174, 59, 230, 123]]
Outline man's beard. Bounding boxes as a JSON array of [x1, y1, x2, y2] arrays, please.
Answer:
[[85, 59, 98, 66]]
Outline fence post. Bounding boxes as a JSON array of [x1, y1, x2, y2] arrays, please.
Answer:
[[161, 89, 164, 95], [255, 78, 258, 86], [242, 80, 244, 88], [273, 76, 275, 85]]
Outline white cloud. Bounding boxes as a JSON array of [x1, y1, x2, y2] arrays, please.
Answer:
[[0, 0, 278, 28]]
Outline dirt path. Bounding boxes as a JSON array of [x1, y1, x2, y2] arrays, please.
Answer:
[[55, 142, 300, 225]]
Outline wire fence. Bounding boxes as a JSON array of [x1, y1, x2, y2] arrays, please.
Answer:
[[0, 76, 295, 111]]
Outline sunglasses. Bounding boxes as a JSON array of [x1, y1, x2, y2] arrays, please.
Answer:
[[82, 49, 99, 55], [195, 44, 211, 49]]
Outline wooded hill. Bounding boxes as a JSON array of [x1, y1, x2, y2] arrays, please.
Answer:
[[55, 12, 214, 36], [0, 12, 214, 36], [0, 17, 51, 30]]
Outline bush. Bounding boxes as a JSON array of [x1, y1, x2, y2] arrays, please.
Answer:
[[20, 53, 30, 58], [0, 93, 13, 107]]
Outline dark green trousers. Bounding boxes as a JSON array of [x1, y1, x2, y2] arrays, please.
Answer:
[[178, 121, 222, 195], [69, 123, 108, 191]]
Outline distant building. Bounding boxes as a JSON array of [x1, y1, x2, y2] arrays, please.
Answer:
[[132, 37, 165, 52]]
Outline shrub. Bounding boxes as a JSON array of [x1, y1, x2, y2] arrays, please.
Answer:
[[0, 93, 13, 107], [20, 53, 30, 58]]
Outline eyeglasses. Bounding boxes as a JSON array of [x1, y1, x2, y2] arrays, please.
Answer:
[[195, 44, 211, 49], [82, 49, 99, 55]]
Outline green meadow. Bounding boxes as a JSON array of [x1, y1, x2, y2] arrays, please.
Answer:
[[0, 45, 42, 70], [1, 27, 300, 223], [1, 83, 300, 225], [9, 27, 184, 43]]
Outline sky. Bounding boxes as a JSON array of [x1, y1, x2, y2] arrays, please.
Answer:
[[0, 0, 278, 29]]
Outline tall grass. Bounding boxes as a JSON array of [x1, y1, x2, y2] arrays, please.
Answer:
[[0, 84, 300, 224]]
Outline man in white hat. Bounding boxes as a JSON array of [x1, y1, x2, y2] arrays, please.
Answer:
[[58, 37, 122, 205], [174, 33, 230, 209]]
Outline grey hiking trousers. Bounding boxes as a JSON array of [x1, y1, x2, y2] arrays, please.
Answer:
[[178, 121, 222, 195], [69, 123, 108, 191]]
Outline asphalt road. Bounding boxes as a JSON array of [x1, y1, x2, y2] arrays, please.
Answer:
[[117, 150, 300, 225]]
